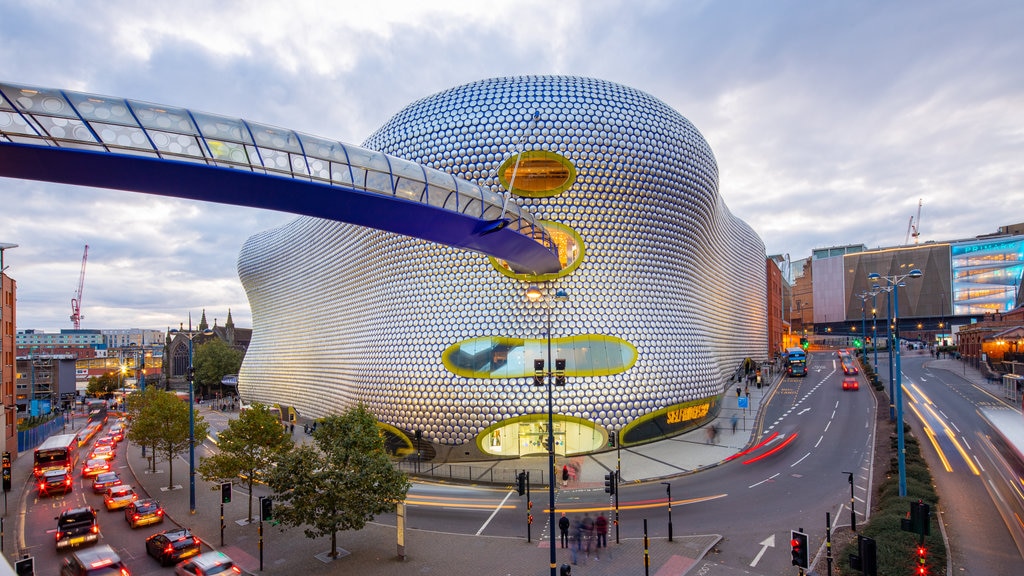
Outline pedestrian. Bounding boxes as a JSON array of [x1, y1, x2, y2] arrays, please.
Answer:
[[581, 513, 594, 557], [731, 414, 738, 434], [290, 422, 295, 434], [559, 512, 570, 548], [710, 424, 719, 444], [736, 386, 741, 397], [562, 464, 570, 487], [570, 518, 585, 565], [594, 513, 608, 553]]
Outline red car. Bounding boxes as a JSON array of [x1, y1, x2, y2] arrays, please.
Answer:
[[38, 468, 74, 496], [842, 377, 860, 391]]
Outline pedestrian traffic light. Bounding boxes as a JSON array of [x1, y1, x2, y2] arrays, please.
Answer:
[[220, 482, 232, 504], [516, 471, 527, 496], [916, 544, 927, 575], [533, 359, 545, 386], [604, 472, 616, 495], [790, 530, 809, 568], [187, 366, 195, 381], [554, 358, 566, 387], [853, 338, 862, 349], [607, 431, 616, 448], [260, 496, 273, 521]]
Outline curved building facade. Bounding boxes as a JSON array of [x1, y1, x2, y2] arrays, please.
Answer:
[[237, 76, 767, 460]]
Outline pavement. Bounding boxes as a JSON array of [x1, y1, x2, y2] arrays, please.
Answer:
[[3, 353, 1020, 575]]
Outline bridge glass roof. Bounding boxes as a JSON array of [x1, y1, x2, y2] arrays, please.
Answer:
[[0, 81, 556, 255]]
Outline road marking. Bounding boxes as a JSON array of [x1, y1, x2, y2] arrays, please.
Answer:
[[791, 452, 811, 467], [749, 473, 780, 488], [798, 408, 811, 415], [749, 533, 775, 567], [476, 490, 515, 535]]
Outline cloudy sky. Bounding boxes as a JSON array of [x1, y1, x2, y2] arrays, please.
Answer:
[[1, 0, 1022, 333]]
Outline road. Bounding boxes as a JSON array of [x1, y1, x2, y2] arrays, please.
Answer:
[[898, 353, 1024, 574]]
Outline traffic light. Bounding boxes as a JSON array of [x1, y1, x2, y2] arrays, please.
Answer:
[[604, 472, 616, 495], [220, 482, 232, 504], [516, 471, 527, 496], [853, 338, 862, 349], [607, 431, 616, 448], [799, 337, 809, 350], [187, 366, 196, 381], [916, 544, 927, 575], [533, 359, 545, 386], [790, 530, 809, 568], [260, 496, 273, 521], [554, 358, 566, 387]]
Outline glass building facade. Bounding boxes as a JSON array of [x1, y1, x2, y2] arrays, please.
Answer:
[[951, 238, 1024, 315], [237, 76, 767, 460]]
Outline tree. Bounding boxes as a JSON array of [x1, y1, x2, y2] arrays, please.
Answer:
[[266, 405, 410, 558], [198, 403, 293, 522], [86, 372, 120, 398], [129, 388, 209, 489], [193, 339, 243, 396], [125, 386, 163, 472]]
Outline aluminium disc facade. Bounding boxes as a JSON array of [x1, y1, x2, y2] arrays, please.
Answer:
[[237, 76, 767, 460]]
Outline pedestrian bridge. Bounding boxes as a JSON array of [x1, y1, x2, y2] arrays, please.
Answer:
[[0, 81, 561, 275]]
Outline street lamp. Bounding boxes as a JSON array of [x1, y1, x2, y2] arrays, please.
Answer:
[[170, 318, 213, 514], [525, 284, 568, 576], [867, 268, 923, 498]]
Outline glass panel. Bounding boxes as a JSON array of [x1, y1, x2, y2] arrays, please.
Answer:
[[364, 169, 393, 194], [130, 102, 198, 134], [91, 122, 153, 150], [1, 84, 76, 118], [34, 116, 97, 143], [191, 111, 251, 143], [298, 134, 349, 163], [145, 130, 204, 157], [64, 93, 135, 126], [258, 148, 291, 172], [0, 110, 38, 137], [206, 139, 250, 164], [247, 121, 302, 153]]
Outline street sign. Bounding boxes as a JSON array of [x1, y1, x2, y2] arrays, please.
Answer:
[[738, 396, 749, 409]]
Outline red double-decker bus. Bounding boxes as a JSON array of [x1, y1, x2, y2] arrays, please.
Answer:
[[33, 433, 80, 478]]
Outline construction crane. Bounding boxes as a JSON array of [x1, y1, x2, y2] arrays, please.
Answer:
[[905, 199, 923, 245], [70, 244, 89, 329]]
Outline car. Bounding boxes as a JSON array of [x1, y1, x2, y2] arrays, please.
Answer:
[[145, 528, 202, 566], [89, 444, 115, 460], [104, 485, 137, 510], [82, 458, 110, 477], [175, 551, 242, 575], [55, 506, 100, 550], [109, 426, 125, 442], [125, 498, 165, 529], [92, 471, 122, 494], [842, 376, 860, 391], [842, 361, 859, 375], [38, 468, 74, 496], [93, 436, 114, 449], [60, 543, 131, 575]]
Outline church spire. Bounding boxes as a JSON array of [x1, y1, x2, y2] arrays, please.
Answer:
[[199, 309, 209, 331]]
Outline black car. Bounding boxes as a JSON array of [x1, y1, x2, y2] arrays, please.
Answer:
[[145, 528, 202, 566], [60, 543, 131, 575], [55, 506, 100, 550], [38, 468, 74, 496]]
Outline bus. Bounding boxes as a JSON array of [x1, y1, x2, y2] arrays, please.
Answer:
[[785, 347, 808, 377], [33, 433, 80, 478]]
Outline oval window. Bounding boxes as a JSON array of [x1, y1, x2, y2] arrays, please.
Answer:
[[491, 220, 585, 281], [498, 150, 576, 197]]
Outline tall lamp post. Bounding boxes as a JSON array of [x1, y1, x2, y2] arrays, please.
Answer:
[[868, 268, 923, 498], [872, 293, 879, 370], [170, 318, 213, 514], [526, 285, 568, 576]]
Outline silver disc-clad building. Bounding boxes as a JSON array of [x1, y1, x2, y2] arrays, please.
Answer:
[[237, 76, 767, 461]]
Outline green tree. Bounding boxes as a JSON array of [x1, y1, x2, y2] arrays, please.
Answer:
[[129, 388, 209, 489], [193, 339, 243, 393], [125, 386, 164, 472], [198, 403, 293, 521], [267, 405, 410, 558], [86, 372, 120, 398]]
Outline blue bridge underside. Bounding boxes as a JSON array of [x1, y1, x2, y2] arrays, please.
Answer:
[[0, 142, 560, 274]]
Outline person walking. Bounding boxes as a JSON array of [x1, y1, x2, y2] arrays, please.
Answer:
[[562, 464, 570, 487], [570, 518, 585, 566], [594, 513, 608, 557], [559, 512, 570, 549], [731, 413, 738, 434], [581, 513, 595, 558]]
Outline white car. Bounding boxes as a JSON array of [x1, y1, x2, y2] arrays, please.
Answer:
[[175, 551, 242, 575]]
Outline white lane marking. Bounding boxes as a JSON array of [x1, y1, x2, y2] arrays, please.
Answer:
[[749, 473, 781, 488], [791, 452, 811, 467], [477, 490, 516, 535]]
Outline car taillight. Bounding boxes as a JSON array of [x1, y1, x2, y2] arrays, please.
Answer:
[[65, 477, 73, 486], [38, 482, 46, 491], [194, 536, 201, 545], [119, 569, 130, 576], [56, 531, 63, 540], [230, 567, 242, 574], [91, 524, 99, 534], [164, 543, 174, 554]]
